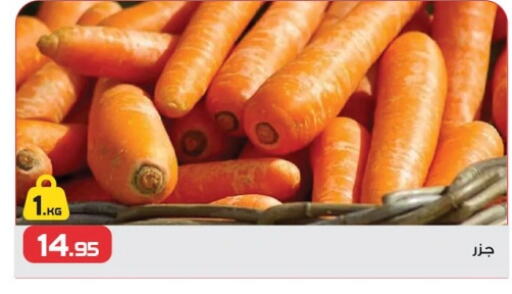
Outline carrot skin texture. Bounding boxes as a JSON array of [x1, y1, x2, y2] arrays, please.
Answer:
[[425, 122, 504, 186], [61, 176, 115, 203], [492, 48, 507, 141], [165, 158, 301, 204], [211, 195, 282, 210], [88, 84, 178, 205], [100, 1, 199, 34], [243, 1, 422, 155], [16, 144, 52, 204], [16, 62, 87, 123], [37, 26, 179, 83], [166, 102, 243, 164], [312, 1, 359, 39], [311, 117, 370, 204], [432, 1, 497, 132], [37, 1, 95, 31], [155, 1, 262, 118], [361, 32, 447, 204], [16, 119, 87, 176], [239, 143, 312, 201], [77, 1, 122, 26], [15, 16, 50, 86], [206, 1, 328, 136]]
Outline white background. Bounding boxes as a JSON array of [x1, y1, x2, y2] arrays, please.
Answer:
[[1, 0, 512, 292]]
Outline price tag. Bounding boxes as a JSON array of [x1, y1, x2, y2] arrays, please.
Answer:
[[22, 175, 70, 221], [23, 226, 112, 263]]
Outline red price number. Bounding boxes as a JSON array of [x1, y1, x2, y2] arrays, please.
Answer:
[[23, 226, 112, 263]]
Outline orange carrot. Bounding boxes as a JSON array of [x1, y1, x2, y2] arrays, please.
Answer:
[[165, 158, 301, 204], [239, 142, 312, 201], [77, 1, 122, 26], [492, 48, 507, 140], [15, 16, 50, 86], [61, 176, 115, 203], [16, 119, 87, 176], [64, 78, 119, 124], [432, 1, 497, 133], [63, 83, 94, 124], [37, 1, 95, 31], [99, 1, 199, 33], [493, 6, 507, 41], [165, 102, 242, 164], [339, 75, 376, 130], [361, 32, 447, 204], [155, 1, 262, 118], [16, 61, 87, 123], [402, 5, 431, 34], [310, 117, 370, 204], [37, 26, 179, 83], [16, 143, 52, 204], [88, 84, 178, 205], [211, 194, 282, 210], [425, 121, 504, 186], [243, 1, 421, 155], [312, 1, 359, 39], [206, 1, 328, 136]]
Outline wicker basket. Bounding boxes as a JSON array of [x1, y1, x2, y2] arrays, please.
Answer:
[[16, 156, 507, 225]]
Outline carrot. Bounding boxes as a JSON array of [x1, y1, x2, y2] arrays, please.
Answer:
[[61, 175, 115, 203], [16, 61, 87, 123], [77, 1, 122, 26], [310, 117, 370, 204], [16, 119, 87, 176], [88, 84, 178, 205], [312, 1, 359, 39], [155, 1, 262, 118], [492, 48, 507, 140], [243, 1, 422, 155], [425, 121, 504, 187], [65, 78, 121, 124], [65, 78, 120, 124], [165, 158, 301, 204], [360, 32, 447, 204], [206, 1, 328, 136], [165, 102, 242, 164], [37, 26, 179, 83], [402, 5, 431, 34], [339, 75, 376, 130], [15, 16, 50, 86], [493, 6, 507, 41], [16, 143, 52, 204], [37, 1, 95, 31], [239, 142, 312, 201], [432, 1, 497, 133], [63, 84, 94, 124], [211, 195, 282, 210], [99, 1, 199, 34]]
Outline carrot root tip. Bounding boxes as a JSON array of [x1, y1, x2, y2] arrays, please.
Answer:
[[215, 111, 239, 132], [37, 34, 59, 56], [256, 122, 279, 145], [16, 149, 38, 171], [133, 164, 166, 195], [181, 130, 208, 157]]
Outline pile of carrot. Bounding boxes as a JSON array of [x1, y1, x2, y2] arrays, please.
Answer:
[[15, 1, 507, 209]]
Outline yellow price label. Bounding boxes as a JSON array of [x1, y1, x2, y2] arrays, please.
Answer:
[[23, 175, 70, 221]]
